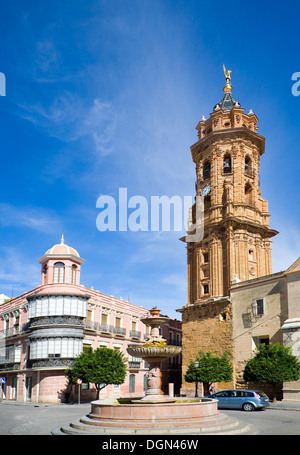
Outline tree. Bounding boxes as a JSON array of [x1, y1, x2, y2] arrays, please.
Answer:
[[184, 351, 233, 395], [243, 343, 300, 402], [65, 346, 127, 399]]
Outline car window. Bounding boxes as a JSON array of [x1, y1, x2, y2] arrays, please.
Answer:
[[215, 391, 230, 397], [242, 391, 254, 397], [231, 391, 242, 397], [256, 391, 268, 398]]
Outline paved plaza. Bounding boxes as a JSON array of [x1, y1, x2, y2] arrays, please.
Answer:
[[1, 400, 300, 436]]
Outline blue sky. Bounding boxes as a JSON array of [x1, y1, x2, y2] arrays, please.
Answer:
[[1, 0, 300, 319]]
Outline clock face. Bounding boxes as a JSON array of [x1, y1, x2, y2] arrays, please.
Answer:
[[201, 185, 211, 197]]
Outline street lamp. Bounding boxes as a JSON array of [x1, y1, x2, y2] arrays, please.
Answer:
[[194, 359, 199, 397]]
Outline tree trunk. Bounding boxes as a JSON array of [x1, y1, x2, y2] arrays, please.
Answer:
[[272, 383, 277, 403]]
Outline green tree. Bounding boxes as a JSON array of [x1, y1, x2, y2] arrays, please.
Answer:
[[243, 343, 300, 402], [65, 347, 127, 399], [184, 351, 233, 395]]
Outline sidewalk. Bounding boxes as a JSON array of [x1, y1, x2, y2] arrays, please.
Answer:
[[269, 400, 300, 411]]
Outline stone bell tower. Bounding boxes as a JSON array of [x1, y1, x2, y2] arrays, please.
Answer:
[[178, 67, 279, 394], [183, 67, 278, 305]]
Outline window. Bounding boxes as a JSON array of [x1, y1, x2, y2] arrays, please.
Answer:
[[259, 337, 269, 345], [203, 284, 209, 295], [249, 249, 254, 261], [204, 195, 211, 210], [252, 298, 265, 316], [129, 374, 135, 393], [253, 336, 269, 350], [215, 391, 230, 397], [71, 265, 77, 284], [144, 374, 148, 391], [203, 161, 211, 180], [257, 299, 264, 315], [203, 253, 209, 263], [245, 156, 252, 175], [245, 183, 253, 206], [53, 262, 65, 283], [223, 154, 232, 173]]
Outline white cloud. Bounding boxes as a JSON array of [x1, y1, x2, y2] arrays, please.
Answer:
[[17, 94, 116, 157], [1, 203, 63, 235], [0, 246, 40, 293]]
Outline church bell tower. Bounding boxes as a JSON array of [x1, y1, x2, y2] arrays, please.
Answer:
[[183, 67, 278, 305]]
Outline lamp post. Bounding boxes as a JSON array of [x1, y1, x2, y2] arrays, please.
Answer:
[[194, 360, 199, 398]]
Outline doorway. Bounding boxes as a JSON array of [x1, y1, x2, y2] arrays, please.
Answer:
[[26, 376, 32, 401]]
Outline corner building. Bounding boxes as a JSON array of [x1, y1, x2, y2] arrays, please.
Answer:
[[0, 237, 181, 403], [178, 72, 300, 400]]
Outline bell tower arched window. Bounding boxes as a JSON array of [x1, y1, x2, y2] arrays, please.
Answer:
[[204, 195, 211, 211], [223, 154, 232, 173], [53, 262, 65, 283], [245, 183, 253, 206], [203, 161, 211, 180], [245, 156, 252, 176]]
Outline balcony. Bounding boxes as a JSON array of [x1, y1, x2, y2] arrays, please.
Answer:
[[27, 358, 75, 369], [0, 323, 30, 338], [30, 316, 84, 328], [0, 362, 20, 372], [128, 361, 141, 369], [113, 326, 126, 337], [168, 339, 182, 347], [99, 323, 114, 334], [130, 330, 141, 339], [84, 320, 99, 331]]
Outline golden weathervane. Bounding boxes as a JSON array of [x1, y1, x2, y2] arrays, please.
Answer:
[[223, 64, 232, 92]]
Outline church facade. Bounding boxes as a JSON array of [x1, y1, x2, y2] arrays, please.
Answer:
[[178, 69, 300, 401]]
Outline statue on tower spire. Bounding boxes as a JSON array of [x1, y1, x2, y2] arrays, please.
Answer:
[[223, 64, 232, 93]]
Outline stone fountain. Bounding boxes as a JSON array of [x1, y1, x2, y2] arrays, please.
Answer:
[[126, 307, 181, 402], [53, 308, 254, 435]]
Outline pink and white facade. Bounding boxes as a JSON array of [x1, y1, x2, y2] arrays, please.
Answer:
[[0, 237, 181, 403]]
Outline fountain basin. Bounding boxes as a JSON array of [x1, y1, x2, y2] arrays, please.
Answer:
[[83, 397, 220, 431], [127, 344, 181, 362]]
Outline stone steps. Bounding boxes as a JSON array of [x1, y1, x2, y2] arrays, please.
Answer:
[[52, 412, 257, 435]]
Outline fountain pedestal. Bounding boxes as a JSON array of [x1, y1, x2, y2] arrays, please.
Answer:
[[127, 307, 181, 402]]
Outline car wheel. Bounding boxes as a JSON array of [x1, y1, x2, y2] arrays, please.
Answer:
[[242, 402, 255, 412]]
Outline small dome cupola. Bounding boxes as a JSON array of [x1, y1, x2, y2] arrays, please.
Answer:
[[38, 235, 85, 286]]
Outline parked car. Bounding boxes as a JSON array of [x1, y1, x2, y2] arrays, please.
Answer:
[[208, 389, 270, 411]]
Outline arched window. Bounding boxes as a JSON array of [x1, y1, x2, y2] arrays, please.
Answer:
[[144, 374, 148, 391], [129, 374, 135, 393], [245, 156, 252, 175], [203, 161, 211, 180], [245, 183, 253, 206], [53, 262, 65, 283], [223, 154, 232, 173], [71, 265, 77, 285], [204, 195, 211, 211]]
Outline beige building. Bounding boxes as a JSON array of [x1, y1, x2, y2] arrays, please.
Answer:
[[178, 69, 300, 400]]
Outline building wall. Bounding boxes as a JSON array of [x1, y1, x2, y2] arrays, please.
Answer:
[[281, 265, 300, 400], [0, 285, 182, 403], [179, 298, 234, 396], [231, 272, 288, 388]]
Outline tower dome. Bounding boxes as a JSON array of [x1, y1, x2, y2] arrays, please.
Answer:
[[38, 235, 85, 286], [45, 235, 80, 258]]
